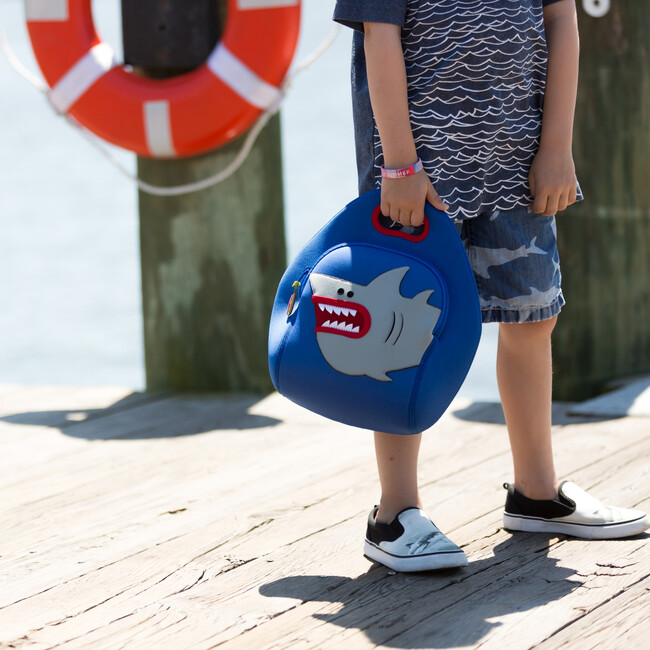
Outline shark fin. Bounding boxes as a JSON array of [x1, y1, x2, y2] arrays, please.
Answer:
[[414, 289, 434, 304], [375, 266, 409, 290]]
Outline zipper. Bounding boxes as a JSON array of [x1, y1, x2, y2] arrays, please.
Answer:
[[273, 265, 313, 389]]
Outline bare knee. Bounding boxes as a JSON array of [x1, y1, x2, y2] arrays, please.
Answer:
[[499, 316, 558, 347]]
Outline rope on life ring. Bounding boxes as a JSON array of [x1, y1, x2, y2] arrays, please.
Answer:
[[25, 0, 301, 158]]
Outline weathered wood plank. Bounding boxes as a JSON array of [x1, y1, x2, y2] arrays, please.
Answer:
[[0, 385, 155, 421], [0, 416, 503, 643], [0, 392, 292, 493], [1, 386, 647, 649], [0, 402, 496, 608], [138, 112, 287, 393], [0, 397, 492, 548], [0, 386, 168, 473], [534, 575, 650, 649], [0, 401, 641, 573], [554, 1, 650, 400], [475, 536, 650, 650], [0, 400, 619, 608], [180, 454, 650, 649], [25, 498, 646, 650], [569, 375, 650, 418], [2, 413, 646, 649]]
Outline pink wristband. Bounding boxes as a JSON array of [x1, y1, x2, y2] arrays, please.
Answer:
[[380, 158, 424, 179]]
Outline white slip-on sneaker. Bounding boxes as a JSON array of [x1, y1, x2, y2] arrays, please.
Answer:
[[364, 506, 468, 572], [503, 480, 650, 540]]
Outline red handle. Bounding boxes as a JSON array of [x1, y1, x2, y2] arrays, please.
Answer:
[[371, 206, 429, 242]]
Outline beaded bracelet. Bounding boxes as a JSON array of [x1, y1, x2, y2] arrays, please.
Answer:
[[380, 158, 424, 179]]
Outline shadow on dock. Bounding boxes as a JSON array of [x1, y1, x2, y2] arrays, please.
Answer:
[[0, 392, 281, 439], [259, 535, 583, 648], [452, 401, 623, 426]]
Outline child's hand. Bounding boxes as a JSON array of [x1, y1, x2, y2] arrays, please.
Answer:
[[381, 171, 449, 228], [529, 147, 578, 216]]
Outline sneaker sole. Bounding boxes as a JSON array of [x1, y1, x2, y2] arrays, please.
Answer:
[[503, 512, 650, 540], [363, 540, 468, 572]]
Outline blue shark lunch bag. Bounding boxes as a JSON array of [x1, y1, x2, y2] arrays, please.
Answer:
[[268, 189, 481, 435]]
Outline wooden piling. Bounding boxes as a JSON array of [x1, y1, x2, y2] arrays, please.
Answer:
[[553, 1, 650, 400], [124, 0, 287, 392]]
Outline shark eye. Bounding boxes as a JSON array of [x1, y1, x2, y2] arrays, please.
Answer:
[[337, 288, 345, 295], [347, 291, 354, 298]]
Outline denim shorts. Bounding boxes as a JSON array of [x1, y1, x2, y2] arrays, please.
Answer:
[[455, 206, 564, 324]]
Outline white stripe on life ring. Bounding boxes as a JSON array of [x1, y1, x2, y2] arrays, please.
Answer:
[[48, 43, 116, 114], [144, 101, 176, 158], [25, 0, 69, 21], [237, 0, 299, 8], [206, 44, 283, 110]]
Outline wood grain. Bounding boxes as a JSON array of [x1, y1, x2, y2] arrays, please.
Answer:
[[554, 1, 650, 400], [0, 386, 647, 649], [137, 111, 286, 393]]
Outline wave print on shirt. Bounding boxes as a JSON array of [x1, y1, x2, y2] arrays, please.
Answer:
[[372, 0, 552, 219]]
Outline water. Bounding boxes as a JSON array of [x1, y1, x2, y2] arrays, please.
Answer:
[[0, 0, 499, 400]]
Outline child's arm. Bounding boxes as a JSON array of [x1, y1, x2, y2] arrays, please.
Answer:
[[530, 0, 580, 216], [364, 22, 448, 227]]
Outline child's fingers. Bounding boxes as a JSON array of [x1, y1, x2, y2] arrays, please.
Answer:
[[568, 186, 577, 205], [547, 183, 576, 215], [399, 209, 414, 227], [544, 191, 560, 216], [432, 196, 450, 212], [381, 200, 404, 224], [409, 209, 425, 227], [426, 183, 449, 211], [532, 188, 549, 215]]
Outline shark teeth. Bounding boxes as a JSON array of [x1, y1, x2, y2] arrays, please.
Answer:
[[318, 303, 357, 318], [321, 321, 361, 334], [317, 300, 363, 336]]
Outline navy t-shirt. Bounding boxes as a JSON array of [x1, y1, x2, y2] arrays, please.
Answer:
[[334, 0, 581, 220]]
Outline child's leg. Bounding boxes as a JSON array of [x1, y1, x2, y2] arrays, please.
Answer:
[[374, 431, 423, 523], [497, 316, 559, 500], [367, 431, 467, 571]]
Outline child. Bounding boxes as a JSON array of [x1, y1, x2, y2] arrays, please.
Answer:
[[333, 0, 649, 572]]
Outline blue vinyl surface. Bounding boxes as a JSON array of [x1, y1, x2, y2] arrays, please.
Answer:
[[268, 190, 482, 434]]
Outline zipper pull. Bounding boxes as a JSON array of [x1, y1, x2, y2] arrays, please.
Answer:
[[287, 280, 301, 316]]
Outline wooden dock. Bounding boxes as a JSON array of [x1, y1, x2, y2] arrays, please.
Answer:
[[1, 384, 648, 648]]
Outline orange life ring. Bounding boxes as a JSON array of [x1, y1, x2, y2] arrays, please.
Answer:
[[25, 0, 301, 158]]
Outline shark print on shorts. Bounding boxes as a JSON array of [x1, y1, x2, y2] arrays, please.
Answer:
[[458, 206, 565, 323]]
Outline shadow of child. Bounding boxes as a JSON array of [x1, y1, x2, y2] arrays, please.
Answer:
[[259, 534, 582, 648]]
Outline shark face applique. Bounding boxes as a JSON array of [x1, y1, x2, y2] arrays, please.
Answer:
[[309, 267, 441, 382]]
